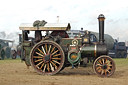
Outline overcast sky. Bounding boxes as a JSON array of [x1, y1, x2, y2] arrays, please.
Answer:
[[0, 0, 128, 41]]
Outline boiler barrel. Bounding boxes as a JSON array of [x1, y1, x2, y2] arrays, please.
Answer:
[[80, 44, 107, 57]]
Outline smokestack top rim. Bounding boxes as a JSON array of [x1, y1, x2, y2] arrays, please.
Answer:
[[98, 14, 105, 19]]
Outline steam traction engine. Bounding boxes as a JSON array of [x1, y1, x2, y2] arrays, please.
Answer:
[[19, 14, 115, 77]]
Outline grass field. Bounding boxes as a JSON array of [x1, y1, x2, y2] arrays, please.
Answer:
[[113, 58, 128, 66], [1, 58, 128, 66], [0, 58, 21, 64]]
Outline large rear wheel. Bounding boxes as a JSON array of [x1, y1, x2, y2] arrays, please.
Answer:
[[30, 40, 65, 75], [93, 55, 115, 77]]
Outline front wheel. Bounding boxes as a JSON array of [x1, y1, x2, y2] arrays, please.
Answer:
[[93, 55, 115, 77], [30, 40, 65, 75]]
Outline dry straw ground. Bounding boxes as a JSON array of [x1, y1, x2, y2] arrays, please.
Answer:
[[0, 58, 128, 85]]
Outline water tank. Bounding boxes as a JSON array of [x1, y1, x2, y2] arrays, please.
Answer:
[[90, 31, 114, 50]]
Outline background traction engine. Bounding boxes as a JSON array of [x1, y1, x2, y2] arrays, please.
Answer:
[[19, 14, 115, 77]]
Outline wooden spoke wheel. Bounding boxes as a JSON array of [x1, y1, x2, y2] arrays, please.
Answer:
[[93, 55, 115, 77], [30, 40, 65, 75]]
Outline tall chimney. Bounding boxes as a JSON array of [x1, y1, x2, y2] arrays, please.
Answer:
[[57, 16, 59, 23], [98, 14, 105, 44]]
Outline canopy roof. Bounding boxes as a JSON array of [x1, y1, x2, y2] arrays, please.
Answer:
[[19, 23, 71, 31]]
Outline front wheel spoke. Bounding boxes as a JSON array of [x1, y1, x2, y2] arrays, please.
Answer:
[[96, 64, 102, 67], [52, 58, 61, 60], [108, 64, 112, 67], [96, 66, 101, 70], [50, 63, 54, 72], [106, 69, 111, 74], [101, 69, 104, 75], [107, 66, 112, 71], [52, 60, 60, 65], [105, 58, 108, 64], [97, 68, 102, 73], [51, 50, 59, 56], [98, 60, 102, 64], [36, 52, 44, 57], [35, 59, 43, 62], [102, 59, 105, 64], [42, 46, 46, 55], [104, 70, 107, 76], [106, 60, 111, 64]]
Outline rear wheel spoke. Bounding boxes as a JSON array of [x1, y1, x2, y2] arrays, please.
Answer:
[[33, 56, 42, 58], [45, 44, 47, 53], [52, 54, 61, 57], [51, 61, 58, 70], [48, 45, 51, 54], [40, 63, 45, 70], [35, 59, 43, 62], [47, 63, 50, 72], [52, 60, 60, 65], [52, 58, 61, 60], [37, 48, 45, 55], [42, 46, 46, 55], [36, 52, 44, 57], [36, 61, 43, 67], [51, 47, 55, 53], [51, 50, 59, 56], [50, 63, 54, 72], [43, 64, 46, 72]]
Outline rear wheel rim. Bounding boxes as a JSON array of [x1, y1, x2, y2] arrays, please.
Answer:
[[30, 41, 65, 75]]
